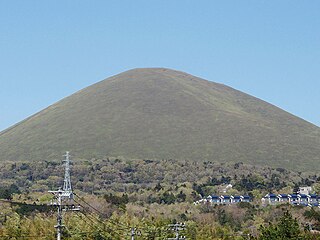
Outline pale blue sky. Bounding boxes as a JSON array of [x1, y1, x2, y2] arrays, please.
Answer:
[[1, 0, 319, 131]]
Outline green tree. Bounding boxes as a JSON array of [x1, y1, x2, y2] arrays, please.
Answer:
[[258, 211, 303, 240], [0, 188, 12, 200], [154, 182, 163, 192]]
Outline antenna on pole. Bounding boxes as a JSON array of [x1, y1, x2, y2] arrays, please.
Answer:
[[49, 151, 80, 240]]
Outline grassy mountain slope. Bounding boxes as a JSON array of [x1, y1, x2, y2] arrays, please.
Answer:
[[0, 68, 319, 171]]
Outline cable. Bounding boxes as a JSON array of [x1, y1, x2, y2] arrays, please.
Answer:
[[73, 195, 161, 239], [72, 197, 127, 231], [81, 211, 125, 238], [73, 192, 171, 238], [0, 234, 54, 239], [74, 209, 124, 239], [73, 193, 131, 229], [73, 211, 109, 239]]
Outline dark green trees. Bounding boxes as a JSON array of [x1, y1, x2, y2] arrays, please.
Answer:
[[258, 211, 303, 240]]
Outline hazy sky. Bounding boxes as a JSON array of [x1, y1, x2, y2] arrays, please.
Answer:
[[1, 1, 319, 131]]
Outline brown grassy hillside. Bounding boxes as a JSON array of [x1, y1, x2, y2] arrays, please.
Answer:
[[0, 68, 319, 171]]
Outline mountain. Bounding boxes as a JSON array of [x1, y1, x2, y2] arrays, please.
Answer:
[[0, 68, 319, 171]]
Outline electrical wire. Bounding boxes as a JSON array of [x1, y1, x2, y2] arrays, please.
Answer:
[[73, 192, 177, 238], [74, 208, 124, 239], [0, 234, 54, 239], [73, 193, 131, 230], [73, 210, 109, 239], [72, 197, 127, 231]]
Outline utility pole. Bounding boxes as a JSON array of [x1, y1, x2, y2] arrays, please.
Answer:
[[130, 227, 141, 240], [167, 223, 186, 240], [49, 152, 80, 240], [48, 189, 64, 240]]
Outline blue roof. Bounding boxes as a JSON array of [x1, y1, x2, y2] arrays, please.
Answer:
[[298, 194, 308, 198], [309, 194, 317, 198], [278, 194, 288, 198], [233, 196, 241, 199], [221, 195, 231, 199], [242, 195, 250, 199], [289, 194, 298, 198], [211, 195, 219, 199], [266, 194, 277, 198]]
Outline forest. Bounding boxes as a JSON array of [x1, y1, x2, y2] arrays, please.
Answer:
[[0, 157, 320, 239]]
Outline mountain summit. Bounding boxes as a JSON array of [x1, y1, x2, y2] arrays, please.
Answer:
[[1, 68, 319, 171]]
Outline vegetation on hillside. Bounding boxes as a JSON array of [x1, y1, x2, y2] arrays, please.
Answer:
[[0, 194, 320, 239], [0, 157, 319, 238], [1, 68, 319, 171], [0, 157, 318, 201]]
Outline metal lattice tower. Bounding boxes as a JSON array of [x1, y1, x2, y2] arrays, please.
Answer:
[[62, 151, 73, 199], [49, 151, 79, 240]]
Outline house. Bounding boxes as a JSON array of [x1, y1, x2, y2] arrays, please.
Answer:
[[241, 195, 251, 202], [220, 195, 232, 204], [231, 195, 241, 203], [278, 194, 289, 203], [222, 184, 233, 193], [206, 195, 212, 202], [308, 194, 318, 204], [264, 194, 278, 205], [195, 194, 252, 206], [262, 192, 320, 207], [210, 195, 221, 204], [298, 194, 309, 205], [288, 194, 299, 205], [299, 186, 312, 195]]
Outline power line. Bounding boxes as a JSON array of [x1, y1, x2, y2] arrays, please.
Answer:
[[48, 152, 80, 240], [76, 210, 127, 239], [46, 151, 177, 240], [73, 198, 130, 237], [73, 194, 167, 238], [0, 234, 54, 239], [73, 193, 131, 230], [74, 211, 110, 239]]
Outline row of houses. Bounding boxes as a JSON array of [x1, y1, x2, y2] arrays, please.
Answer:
[[194, 195, 251, 205], [262, 193, 320, 207]]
